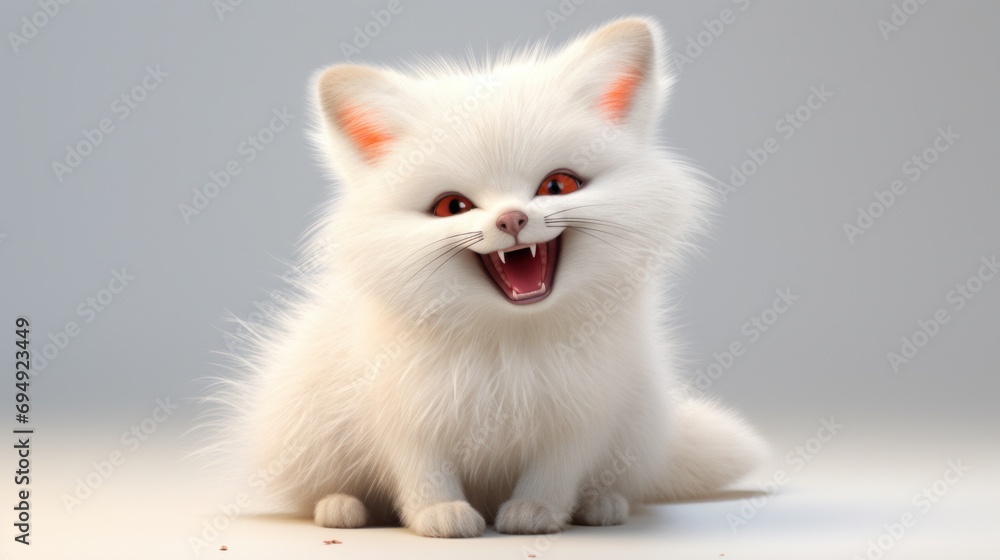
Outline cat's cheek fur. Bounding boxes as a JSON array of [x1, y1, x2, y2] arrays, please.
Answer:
[[213, 16, 767, 537]]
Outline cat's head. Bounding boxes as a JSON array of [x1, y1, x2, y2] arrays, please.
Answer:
[[309, 17, 711, 328]]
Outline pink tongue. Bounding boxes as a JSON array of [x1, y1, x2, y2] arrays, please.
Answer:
[[502, 249, 543, 294]]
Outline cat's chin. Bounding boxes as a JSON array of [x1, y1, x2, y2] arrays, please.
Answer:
[[478, 235, 561, 305]]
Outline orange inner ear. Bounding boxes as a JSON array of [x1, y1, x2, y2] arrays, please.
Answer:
[[598, 68, 642, 121], [337, 106, 393, 159]]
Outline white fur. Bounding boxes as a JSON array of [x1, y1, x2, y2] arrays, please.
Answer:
[[213, 17, 766, 538]]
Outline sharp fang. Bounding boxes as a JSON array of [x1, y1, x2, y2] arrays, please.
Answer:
[[498, 250, 506, 264], [530, 244, 537, 257], [540, 282, 545, 292]]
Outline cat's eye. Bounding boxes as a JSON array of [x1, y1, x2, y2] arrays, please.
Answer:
[[537, 171, 582, 196], [432, 193, 475, 217]]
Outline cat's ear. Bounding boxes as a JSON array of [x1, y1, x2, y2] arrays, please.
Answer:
[[556, 17, 670, 130], [315, 64, 407, 164]]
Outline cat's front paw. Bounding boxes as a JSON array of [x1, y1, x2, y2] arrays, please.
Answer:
[[495, 498, 567, 534], [314, 494, 369, 528], [573, 492, 629, 526], [411, 501, 485, 538]]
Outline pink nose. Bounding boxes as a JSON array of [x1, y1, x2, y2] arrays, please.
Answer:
[[496, 211, 528, 237]]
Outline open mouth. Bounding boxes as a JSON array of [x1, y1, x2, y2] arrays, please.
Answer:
[[479, 236, 560, 304]]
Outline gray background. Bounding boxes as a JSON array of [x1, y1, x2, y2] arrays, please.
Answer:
[[2, 1, 998, 558]]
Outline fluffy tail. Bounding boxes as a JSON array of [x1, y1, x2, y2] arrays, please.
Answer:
[[646, 397, 768, 502]]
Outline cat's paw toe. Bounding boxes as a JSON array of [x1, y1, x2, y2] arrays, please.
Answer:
[[314, 494, 369, 528], [411, 501, 485, 538], [573, 492, 629, 526], [495, 498, 567, 534]]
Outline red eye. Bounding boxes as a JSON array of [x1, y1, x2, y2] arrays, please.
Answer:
[[432, 193, 474, 217], [537, 172, 582, 196]]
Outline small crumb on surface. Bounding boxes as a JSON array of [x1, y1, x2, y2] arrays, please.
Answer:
[[220, 545, 228, 551], [323, 539, 342, 545]]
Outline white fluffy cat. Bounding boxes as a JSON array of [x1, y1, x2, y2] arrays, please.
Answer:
[[222, 17, 765, 538]]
